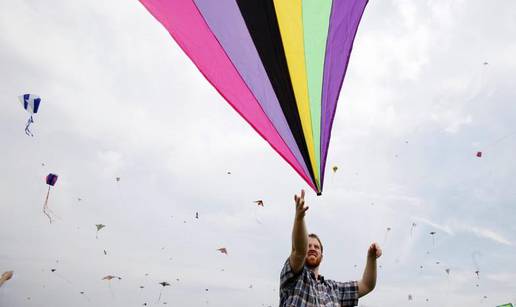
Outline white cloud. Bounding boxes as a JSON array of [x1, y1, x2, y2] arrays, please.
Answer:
[[453, 223, 512, 246], [414, 217, 454, 235]]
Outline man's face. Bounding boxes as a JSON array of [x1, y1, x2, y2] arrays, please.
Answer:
[[306, 237, 323, 269]]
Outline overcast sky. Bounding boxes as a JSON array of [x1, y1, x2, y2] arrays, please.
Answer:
[[1, 0, 516, 306]]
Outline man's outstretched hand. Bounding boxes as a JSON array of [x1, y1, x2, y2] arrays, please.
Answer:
[[367, 243, 382, 259], [294, 189, 308, 221]]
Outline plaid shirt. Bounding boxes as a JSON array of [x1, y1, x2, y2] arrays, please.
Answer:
[[280, 258, 359, 307]]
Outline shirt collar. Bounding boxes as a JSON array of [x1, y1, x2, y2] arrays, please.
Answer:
[[309, 270, 325, 282]]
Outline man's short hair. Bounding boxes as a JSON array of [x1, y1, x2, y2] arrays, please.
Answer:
[[308, 233, 323, 253]]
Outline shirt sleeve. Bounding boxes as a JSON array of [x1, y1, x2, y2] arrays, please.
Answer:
[[280, 258, 304, 289], [336, 280, 359, 306]]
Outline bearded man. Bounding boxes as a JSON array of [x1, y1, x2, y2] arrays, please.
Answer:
[[280, 190, 382, 306]]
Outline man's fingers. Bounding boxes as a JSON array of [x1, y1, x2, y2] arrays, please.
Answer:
[[370, 243, 382, 258], [294, 190, 308, 218]]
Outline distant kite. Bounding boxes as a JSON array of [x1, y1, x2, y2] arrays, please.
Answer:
[[103, 275, 121, 298], [476, 151, 482, 158], [410, 222, 417, 237], [96, 224, 106, 239], [0, 271, 14, 288], [254, 200, 264, 207], [384, 227, 391, 243], [217, 248, 228, 255], [429, 231, 437, 246], [139, 0, 370, 195], [18, 94, 41, 136], [332, 166, 338, 173], [157, 281, 170, 303], [102, 275, 121, 281], [43, 173, 58, 223]]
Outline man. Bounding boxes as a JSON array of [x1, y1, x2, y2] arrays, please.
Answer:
[[280, 190, 381, 306]]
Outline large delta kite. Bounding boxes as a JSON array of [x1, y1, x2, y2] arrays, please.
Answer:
[[139, 0, 368, 195]]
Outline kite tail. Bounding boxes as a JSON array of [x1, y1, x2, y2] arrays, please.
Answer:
[[43, 186, 53, 224], [110, 282, 115, 299], [25, 116, 34, 137], [253, 207, 263, 225], [81, 292, 92, 303], [156, 288, 163, 304]]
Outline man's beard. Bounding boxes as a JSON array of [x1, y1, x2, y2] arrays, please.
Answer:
[[305, 255, 322, 269]]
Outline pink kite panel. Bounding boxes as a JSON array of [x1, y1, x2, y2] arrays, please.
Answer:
[[139, 0, 316, 191]]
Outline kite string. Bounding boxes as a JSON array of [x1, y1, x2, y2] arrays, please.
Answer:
[[482, 129, 516, 150], [53, 271, 73, 285]]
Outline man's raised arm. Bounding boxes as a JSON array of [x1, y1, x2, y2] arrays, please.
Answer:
[[289, 189, 309, 273], [358, 243, 382, 297]]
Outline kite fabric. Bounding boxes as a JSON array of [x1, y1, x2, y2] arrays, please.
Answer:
[[18, 94, 41, 136], [139, 0, 368, 195], [46, 174, 58, 186]]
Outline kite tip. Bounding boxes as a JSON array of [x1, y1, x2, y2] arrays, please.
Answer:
[[316, 192, 322, 196]]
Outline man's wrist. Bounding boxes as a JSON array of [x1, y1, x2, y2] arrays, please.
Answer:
[[367, 255, 377, 262]]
